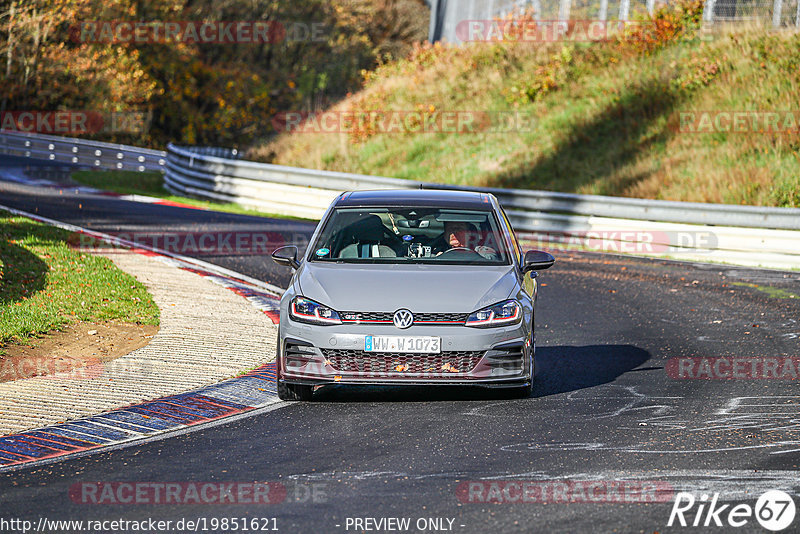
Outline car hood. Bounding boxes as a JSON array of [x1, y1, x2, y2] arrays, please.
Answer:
[[295, 262, 517, 313]]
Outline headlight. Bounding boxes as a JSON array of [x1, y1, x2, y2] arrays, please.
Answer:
[[465, 300, 521, 328], [290, 296, 342, 325]]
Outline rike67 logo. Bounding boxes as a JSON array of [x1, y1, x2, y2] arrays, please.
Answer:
[[668, 490, 796, 531]]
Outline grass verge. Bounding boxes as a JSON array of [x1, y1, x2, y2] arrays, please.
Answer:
[[253, 1, 800, 207], [732, 282, 800, 299], [70, 170, 313, 221], [0, 212, 160, 349]]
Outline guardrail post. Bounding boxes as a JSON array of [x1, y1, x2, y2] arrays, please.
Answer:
[[618, 0, 630, 21], [702, 0, 716, 22], [427, 0, 440, 42], [559, 0, 571, 21], [794, 0, 800, 28], [532, 0, 542, 20], [796, 0, 800, 27], [773, 0, 783, 26]]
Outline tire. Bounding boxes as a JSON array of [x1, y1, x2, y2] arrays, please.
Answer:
[[508, 380, 533, 399], [277, 381, 314, 401], [509, 345, 534, 398]]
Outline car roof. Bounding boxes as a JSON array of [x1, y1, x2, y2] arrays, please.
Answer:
[[336, 189, 494, 209]]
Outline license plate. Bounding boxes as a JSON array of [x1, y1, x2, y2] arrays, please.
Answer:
[[365, 335, 441, 353]]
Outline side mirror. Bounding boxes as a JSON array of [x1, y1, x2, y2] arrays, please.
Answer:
[[272, 245, 300, 269], [522, 250, 555, 273]]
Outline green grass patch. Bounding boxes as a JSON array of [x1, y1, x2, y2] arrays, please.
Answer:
[[70, 170, 313, 221], [0, 213, 160, 348], [732, 282, 800, 299], [70, 170, 166, 198]]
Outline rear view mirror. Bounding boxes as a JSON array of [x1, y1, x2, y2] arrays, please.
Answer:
[[522, 250, 555, 273], [272, 245, 300, 269]]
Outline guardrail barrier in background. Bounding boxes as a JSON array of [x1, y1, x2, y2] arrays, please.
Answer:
[[0, 130, 166, 172], [1, 130, 798, 270], [164, 143, 800, 270]]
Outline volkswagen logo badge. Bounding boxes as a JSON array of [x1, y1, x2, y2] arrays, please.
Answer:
[[393, 309, 414, 329]]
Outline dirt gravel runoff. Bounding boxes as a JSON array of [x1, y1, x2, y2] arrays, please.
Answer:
[[0, 321, 158, 383], [0, 248, 277, 435]]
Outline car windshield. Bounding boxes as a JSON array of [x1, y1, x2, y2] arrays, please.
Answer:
[[309, 207, 510, 264]]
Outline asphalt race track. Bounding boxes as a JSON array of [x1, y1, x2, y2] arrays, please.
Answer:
[[1, 160, 800, 533]]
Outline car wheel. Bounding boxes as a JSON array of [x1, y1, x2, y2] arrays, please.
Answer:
[[508, 347, 534, 398], [277, 381, 314, 401], [508, 379, 533, 399]]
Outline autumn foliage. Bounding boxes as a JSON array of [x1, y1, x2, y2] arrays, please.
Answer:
[[0, 0, 429, 148]]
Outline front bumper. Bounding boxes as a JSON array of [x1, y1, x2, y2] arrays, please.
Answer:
[[278, 323, 532, 387]]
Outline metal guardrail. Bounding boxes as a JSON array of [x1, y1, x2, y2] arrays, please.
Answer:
[[166, 143, 800, 230], [1, 132, 797, 269], [165, 143, 800, 270], [0, 130, 166, 172]]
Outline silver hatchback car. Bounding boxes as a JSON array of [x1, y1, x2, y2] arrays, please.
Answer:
[[271, 189, 554, 400]]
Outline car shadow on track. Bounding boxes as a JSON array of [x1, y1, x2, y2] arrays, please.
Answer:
[[533, 344, 651, 398], [311, 344, 650, 402]]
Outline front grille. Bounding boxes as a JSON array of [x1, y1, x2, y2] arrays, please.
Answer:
[[414, 312, 468, 323], [341, 311, 393, 322], [339, 311, 468, 325], [322, 349, 484, 376]]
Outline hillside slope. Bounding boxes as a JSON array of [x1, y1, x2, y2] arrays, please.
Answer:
[[252, 1, 800, 207]]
